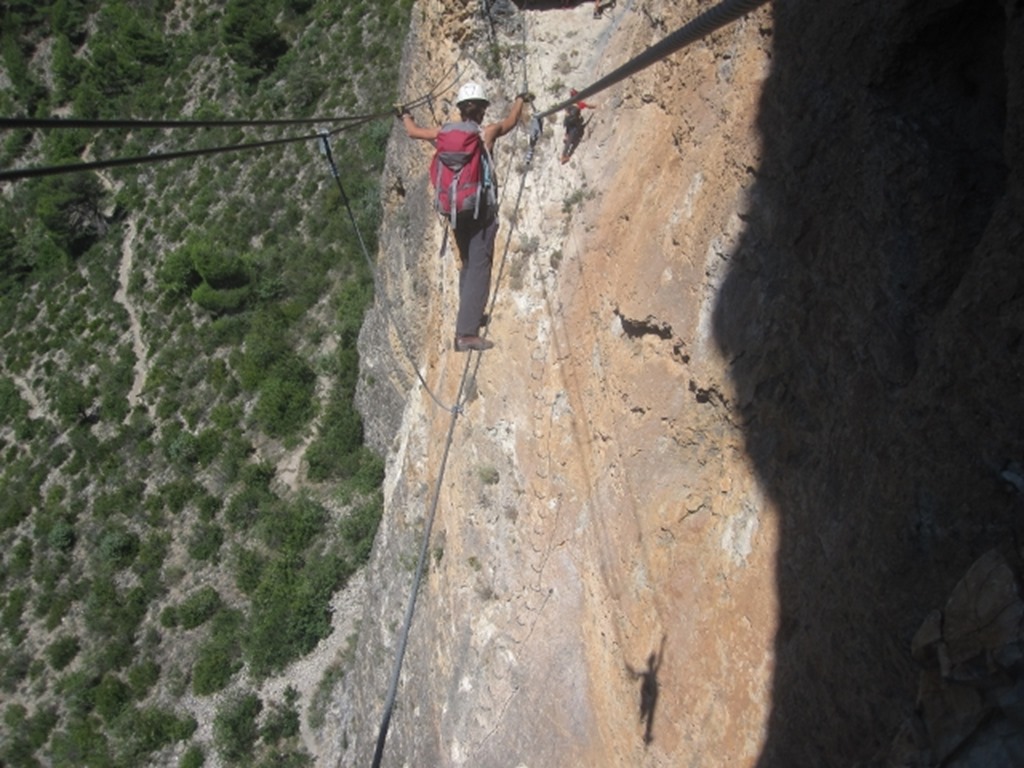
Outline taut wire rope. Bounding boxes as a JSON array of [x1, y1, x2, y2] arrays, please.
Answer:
[[533, 0, 770, 121], [318, 133, 460, 414], [317, 130, 473, 768], [0, 122, 373, 182], [0, 114, 378, 131], [0, 68, 461, 183], [367, 13, 542, 763]]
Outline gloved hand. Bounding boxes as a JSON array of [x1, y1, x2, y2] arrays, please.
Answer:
[[394, 104, 410, 119], [516, 91, 535, 104]]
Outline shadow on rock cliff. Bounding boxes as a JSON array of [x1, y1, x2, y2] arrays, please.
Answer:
[[712, 0, 1024, 765], [625, 634, 666, 747]]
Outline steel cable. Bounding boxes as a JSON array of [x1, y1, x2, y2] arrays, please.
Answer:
[[533, 0, 770, 120]]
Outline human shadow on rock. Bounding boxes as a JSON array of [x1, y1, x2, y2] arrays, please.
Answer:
[[625, 634, 666, 747]]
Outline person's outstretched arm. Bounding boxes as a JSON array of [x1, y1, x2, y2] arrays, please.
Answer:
[[399, 111, 440, 142], [483, 95, 527, 147]]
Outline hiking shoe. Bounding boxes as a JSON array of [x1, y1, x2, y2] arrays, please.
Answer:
[[454, 335, 495, 352]]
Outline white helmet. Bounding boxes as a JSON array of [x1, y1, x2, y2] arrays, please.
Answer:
[[455, 81, 489, 107]]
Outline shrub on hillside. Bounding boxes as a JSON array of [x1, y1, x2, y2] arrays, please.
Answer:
[[177, 586, 222, 629], [180, 744, 205, 768], [157, 246, 201, 296], [255, 495, 325, 553], [0, 377, 29, 426], [49, 714, 111, 768], [252, 360, 316, 437], [187, 521, 224, 563], [243, 550, 350, 678], [97, 524, 140, 570], [221, 0, 289, 83], [260, 686, 301, 745], [191, 281, 251, 315], [111, 705, 197, 764], [192, 609, 244, 696], [213, 691, 262, 764], [94, 674, 131, 722], [45, 634, 80, 671], [340, 492, 383, 565], [127, 658, 160, 699]]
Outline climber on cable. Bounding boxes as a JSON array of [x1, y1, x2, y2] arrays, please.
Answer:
[[560, 88, 595, 164], [397, 82, 531, 352]]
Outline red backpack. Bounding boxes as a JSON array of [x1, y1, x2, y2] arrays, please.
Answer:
[[430, 121, 496, 227]]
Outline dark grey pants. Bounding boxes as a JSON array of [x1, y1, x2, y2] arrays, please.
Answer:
[[453, 213, 499, 337]]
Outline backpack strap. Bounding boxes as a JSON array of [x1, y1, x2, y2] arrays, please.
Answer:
[[449, 169, 459, 229], [438, 221, 450, 259], [481, 142, 497, 211]]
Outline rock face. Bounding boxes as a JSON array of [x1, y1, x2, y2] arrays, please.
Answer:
[[341, 1, 1024, 766], [894, 549, 1024, 767]]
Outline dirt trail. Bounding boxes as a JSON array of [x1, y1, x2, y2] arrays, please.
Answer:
[[113, 214, 149, 414], [11, 373, 43, 418]]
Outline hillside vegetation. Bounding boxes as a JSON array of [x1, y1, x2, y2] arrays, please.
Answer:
[[0, 0, 412, 765]]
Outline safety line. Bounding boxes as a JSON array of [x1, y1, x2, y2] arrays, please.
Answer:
[[533, 0, 770, 120], [367, 1, 768, 760], [370, 82, 544, 768], [323, 131, 475, 768], [319, 131, 473, 768], [0, 115, 378, 183], [368, 8, 543, 763], [0, 78, 452, 183], [318, 134, 460, 415], [0, 81, 451, 134], [0, 114, 374, 131], [368, 364, 466, 768]]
